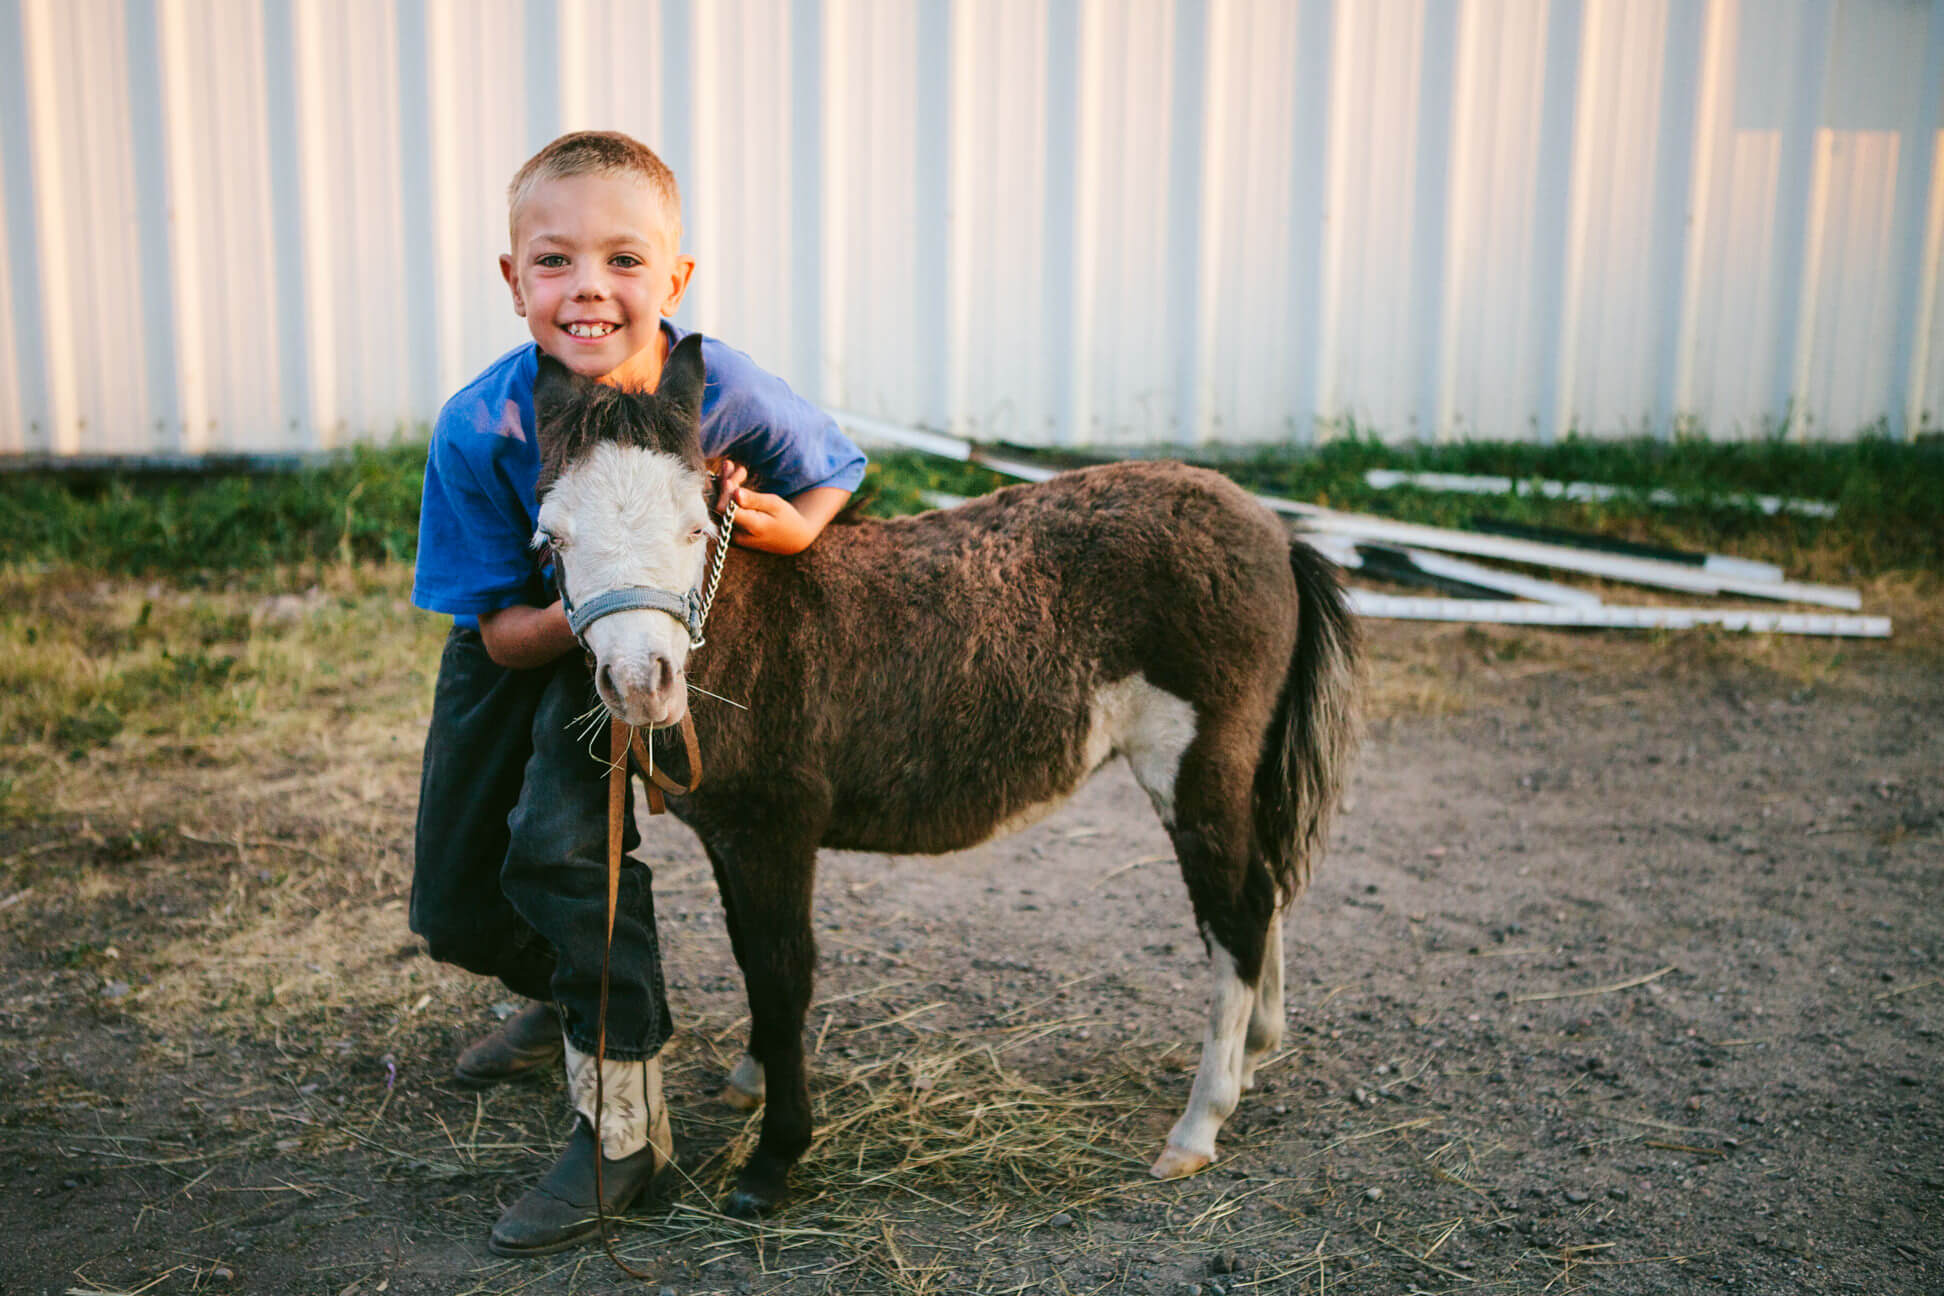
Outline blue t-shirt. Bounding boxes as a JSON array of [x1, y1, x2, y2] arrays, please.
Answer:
[[412, 322, 867, 627]]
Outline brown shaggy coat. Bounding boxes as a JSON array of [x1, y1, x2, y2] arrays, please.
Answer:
[[537, 340, 1359, 1214]]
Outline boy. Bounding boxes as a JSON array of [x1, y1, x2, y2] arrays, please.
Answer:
[[409, 130, 865, 1256]]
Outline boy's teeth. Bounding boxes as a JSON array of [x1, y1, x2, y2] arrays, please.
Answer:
[[567, 322, 616, 338]]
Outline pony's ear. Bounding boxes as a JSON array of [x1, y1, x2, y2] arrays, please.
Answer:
[[534, 353, 584, 421], [657, 332, 707, 428]]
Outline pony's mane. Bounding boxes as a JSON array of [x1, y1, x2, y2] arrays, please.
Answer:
[[534, 335, 708, 496]]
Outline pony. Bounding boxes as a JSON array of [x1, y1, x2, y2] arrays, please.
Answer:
[[534, 334, 1360, 1217]]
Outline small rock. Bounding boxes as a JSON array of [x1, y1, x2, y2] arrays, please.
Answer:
[[1564, 1189, 1590, 1204], [1608, 1187, 1629, 1201], [659, 1287, 677, 1296], [1897, 1074, 1921, 1087], [211, 1268, 233, 1283], [1364, 1186, 1384, 1201], [61, 1179, 77, 1190], [101, 981, 130, 1000], [1211, 1252, 1241, 1275], [1048, 1212, 1073, 1229]]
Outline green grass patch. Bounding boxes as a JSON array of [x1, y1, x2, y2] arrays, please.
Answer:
[[1, 442, 426, 577], [3, 433, 1938, 585]]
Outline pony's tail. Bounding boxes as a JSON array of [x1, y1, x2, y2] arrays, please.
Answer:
[[1253, 538, 1361, 900]]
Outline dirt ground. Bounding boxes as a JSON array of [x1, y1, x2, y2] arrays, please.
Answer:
[[2, 613, 1940, 1295]]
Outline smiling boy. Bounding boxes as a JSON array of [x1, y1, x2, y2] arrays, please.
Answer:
[[409, 131, 865, 1256]]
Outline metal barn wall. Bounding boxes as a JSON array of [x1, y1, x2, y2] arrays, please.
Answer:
[[2, 0, 1941, 457]]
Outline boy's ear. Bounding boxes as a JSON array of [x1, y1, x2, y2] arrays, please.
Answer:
[[533, 354, 584, 420], [657, 332, 707, 427]]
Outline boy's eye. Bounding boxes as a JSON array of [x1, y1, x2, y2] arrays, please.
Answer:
[[610, 254, 642, 269], [536, 253, 568, 268]]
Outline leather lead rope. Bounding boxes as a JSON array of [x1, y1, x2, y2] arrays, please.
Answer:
[[591, 713, 702, 1276]]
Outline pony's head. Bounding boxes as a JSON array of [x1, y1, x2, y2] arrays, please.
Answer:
[[533, 333, 715, 729]]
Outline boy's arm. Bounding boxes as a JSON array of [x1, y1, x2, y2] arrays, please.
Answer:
[[478, 600, 578, 669], [714, 461, 851, 555]]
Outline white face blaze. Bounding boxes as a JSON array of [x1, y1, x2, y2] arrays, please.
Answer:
[[536, 440, 715, 728]]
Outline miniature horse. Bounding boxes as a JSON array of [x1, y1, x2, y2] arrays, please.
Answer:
[[533, 336, 1359, 1217]]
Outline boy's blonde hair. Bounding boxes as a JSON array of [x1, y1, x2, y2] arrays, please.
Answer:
[[507, 130, 683, 244]]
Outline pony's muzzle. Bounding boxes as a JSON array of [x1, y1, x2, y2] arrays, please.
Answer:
[[594, 653, 687, 729]]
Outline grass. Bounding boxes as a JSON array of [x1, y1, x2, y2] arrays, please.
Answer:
[[1, 441, 426, 576], [3, 432, 1939, 581], [0, 562, 445, 824], [3, 430, 1935, 816]]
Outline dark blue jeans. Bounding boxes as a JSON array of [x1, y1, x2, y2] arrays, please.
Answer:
[[410, 626, 673, 1060]]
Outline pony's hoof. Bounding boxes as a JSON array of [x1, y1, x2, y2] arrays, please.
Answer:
[[1149, 1144, 1213, 1180], [719, 1083, 763, 1112], [722, 1188, 773, 1220]]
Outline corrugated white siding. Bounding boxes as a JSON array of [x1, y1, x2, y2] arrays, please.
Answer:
[[3, 0, 1942, 457]]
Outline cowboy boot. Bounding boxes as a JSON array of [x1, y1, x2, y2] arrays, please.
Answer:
[[453, 1000, 564, 1088], [487, 1043, 675, 1257]]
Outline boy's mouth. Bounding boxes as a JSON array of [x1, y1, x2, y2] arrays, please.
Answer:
[[563, 321, 619, 339]]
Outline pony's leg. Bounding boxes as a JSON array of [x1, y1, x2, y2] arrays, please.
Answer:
[[704, 845, 765, 1111], [1240, 899, 1287, 1092], [1151, 933, 1259, 1179], [1136, 735, 1277, 1181], [712, 837, 820, 1218]]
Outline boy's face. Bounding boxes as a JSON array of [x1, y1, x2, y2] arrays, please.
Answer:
[[500, 173, 695, 384]]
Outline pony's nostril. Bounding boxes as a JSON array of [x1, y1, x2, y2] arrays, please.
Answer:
[[654, 655, 674, 694], [597, 662, 618, 699]]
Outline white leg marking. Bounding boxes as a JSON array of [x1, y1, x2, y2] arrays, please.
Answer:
[[1105, 676, 1198, 827], [1153, 945, 1254, 1179], [1241, 902, 1287, 1091], [722, 1052, 766, 1110]]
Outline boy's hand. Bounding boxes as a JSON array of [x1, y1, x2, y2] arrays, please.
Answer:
[[712, 461, 748, 513], [711, 460, 849, 555], [727, 486, 816, 552]]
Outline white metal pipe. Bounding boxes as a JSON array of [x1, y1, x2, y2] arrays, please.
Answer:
[[1388, 547, 1604, 608], [1346, 593, 1889, 638], [1293, 509, 1860, 609], [1361, 468, 1835, 520]]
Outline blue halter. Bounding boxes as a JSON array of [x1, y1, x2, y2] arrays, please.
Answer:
[[561, 582, 704, 643]]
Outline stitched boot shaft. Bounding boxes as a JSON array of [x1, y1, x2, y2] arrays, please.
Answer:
[[564, 1040, 674, 1162], [452, 1000, 564, 1088]]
